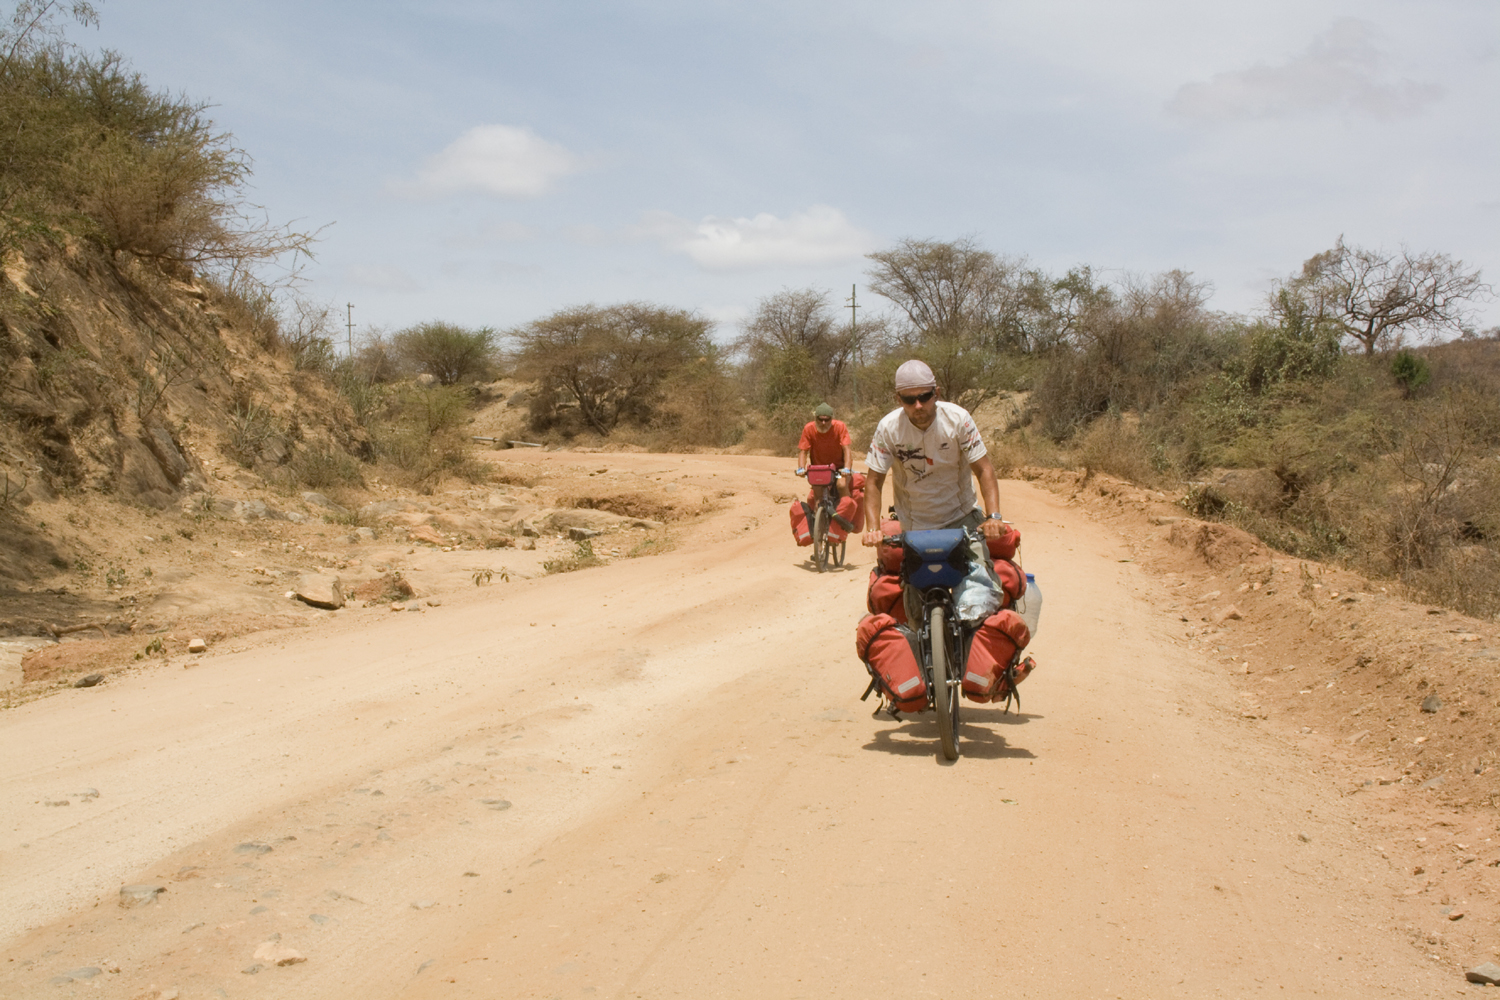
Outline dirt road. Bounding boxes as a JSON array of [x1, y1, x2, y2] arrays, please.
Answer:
[[0, 452, 1460, 998]]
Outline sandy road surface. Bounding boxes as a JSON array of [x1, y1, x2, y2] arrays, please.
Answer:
[[0, 452, 1458, 998]]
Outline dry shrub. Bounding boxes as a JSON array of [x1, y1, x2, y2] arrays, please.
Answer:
[[289, 443, 362, 489], [1074, 413, 1158, 485]]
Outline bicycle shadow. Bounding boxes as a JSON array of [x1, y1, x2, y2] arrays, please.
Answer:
[[791, 555, 865, 574], [861, 710, 1041, 762]]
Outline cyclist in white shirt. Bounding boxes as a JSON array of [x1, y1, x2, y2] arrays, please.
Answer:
[[860, 360, 1007, 544]]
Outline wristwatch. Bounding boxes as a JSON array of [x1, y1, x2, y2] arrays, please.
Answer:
[[986, 513, 1005, 520]]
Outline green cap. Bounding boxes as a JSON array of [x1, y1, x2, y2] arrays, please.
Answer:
[[814, 403, 834, 418]]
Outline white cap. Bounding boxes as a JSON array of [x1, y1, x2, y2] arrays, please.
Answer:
[[894, 359, 936, 391]]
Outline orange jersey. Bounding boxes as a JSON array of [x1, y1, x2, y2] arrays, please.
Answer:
[[799, 419, 850, 467]]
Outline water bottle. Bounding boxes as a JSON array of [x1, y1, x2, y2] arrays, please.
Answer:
[[1018, 573, 1042, 638]]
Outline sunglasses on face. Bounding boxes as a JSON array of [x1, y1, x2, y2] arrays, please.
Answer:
[[898, 390, 936, 406], [816, 416, 832, 422]]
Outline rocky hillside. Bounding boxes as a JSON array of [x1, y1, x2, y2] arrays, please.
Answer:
[[0, 240, 365, 586]]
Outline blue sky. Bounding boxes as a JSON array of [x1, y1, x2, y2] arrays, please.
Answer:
[[83, 0, 1500, 341]]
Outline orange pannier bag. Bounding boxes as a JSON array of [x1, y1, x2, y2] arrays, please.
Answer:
[[993, 558, 1026, 609], [866, 567, 907, 623], [985, 524, 1021, 561], [825, 497, 860, 544], [856, 613, 927, 714], [788, 500, 813, 546], [961, 609, 1034, 702]]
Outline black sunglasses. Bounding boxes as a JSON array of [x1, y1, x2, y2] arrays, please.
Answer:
[[815, 415, 832, 421], [898, 389, 936, 405]]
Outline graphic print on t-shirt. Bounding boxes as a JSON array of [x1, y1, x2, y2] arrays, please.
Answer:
[[894, 445, 934, 480]]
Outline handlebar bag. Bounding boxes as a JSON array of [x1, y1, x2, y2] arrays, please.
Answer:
[[805, 465, 836, 486], [902, 529, 969, 590], [856, 612, 927, 714]]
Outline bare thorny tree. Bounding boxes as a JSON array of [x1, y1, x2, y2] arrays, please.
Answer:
[[1282, 237, 1492, 355]]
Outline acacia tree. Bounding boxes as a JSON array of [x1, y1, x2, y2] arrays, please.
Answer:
[[737, 288, 869, 407], [1282, 238, 1491, 355], [512, 303, 713, 435], [392, 322, 496, 385]]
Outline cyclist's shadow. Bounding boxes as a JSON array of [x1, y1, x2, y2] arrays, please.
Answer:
[[862, 709, 1041, 761]]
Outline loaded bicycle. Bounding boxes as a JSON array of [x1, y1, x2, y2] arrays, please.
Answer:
[[864, 526, 1041, 761], [796, 463, 854, 572]]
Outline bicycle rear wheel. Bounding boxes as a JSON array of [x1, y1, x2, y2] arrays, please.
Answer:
[[813, 507, 829, 572], [930, 605, 959, 760]]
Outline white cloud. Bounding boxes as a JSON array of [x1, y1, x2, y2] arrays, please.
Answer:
[[641, 204, 877, 272], [399, 124, 582, 198], [1167, 19, 1443, 122]]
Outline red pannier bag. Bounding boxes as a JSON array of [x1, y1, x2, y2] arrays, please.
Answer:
[[789, 500, 813, 546], [961, 609, 1033, 702], [849, 488, 866, 532], [866, 567, 907, 623], [849, 471, 866, 493], [856, 613, 927, 714], [825, 496, 860, 544], [993, 558, 1026, 609], [876, 518, 903, 573], [986, 524, 1021, 561]]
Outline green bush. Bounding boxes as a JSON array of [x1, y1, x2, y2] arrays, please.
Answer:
[[392, 322, 496, 386]]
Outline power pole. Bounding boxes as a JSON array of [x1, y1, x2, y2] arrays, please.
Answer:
[[345, 303, 355, 357], [846, 284, 860, 409]]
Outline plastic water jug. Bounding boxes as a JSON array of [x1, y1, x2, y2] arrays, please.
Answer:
[[1018, 573, 1042, 637]]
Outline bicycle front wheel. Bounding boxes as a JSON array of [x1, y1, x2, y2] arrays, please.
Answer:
[[930, 605, 959, 760], [813, 507, 829, 572]]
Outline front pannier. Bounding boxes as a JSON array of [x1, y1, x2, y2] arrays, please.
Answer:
[[856, 613, 927, 714], [961, 609, 1033, 702]]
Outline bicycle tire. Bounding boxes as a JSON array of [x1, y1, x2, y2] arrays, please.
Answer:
[[813, 507, 829, 573], [833, 538, 846, 567], [930, 604, 959, 760]]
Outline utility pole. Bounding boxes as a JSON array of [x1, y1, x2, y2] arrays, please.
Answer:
[[846, 284, 860, 410], [345, 303, 355, 357]]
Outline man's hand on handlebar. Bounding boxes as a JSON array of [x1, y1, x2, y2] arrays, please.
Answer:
[[979, 517, 1010, 540], [794, 467, 806, 477]]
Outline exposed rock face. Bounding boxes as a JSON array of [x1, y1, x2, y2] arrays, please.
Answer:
[[0, 241, 368, 579]]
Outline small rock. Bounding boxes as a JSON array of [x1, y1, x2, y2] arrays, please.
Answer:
[[425, 598, 442, 607], [234, 842, 273, 855], [242, 964, 263, 975], [352, 527, 376, 542], [1467, 962, 1500, 985], [1214, 605, 1243, 623], [567, 526, 601, 541], [1421, 694, 1442, 713], [62, 967, 101, 980], [411, 899, 438, 910], [187, 637, 207, 654], [408, 525, 446, 546], [73, 673, 103, 688], [309, 914, 331, 925], [1447, 909, 1465, 920], [480, 799, 512, 811], [253, 938, 305, 966], [293, 574, 345, 610], [119, 884, 165, 908]]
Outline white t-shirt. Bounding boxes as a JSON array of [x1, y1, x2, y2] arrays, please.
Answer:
[[865, 400, 988, 529]]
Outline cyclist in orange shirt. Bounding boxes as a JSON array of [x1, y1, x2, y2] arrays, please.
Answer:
[[796, 403, 853, 498]]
